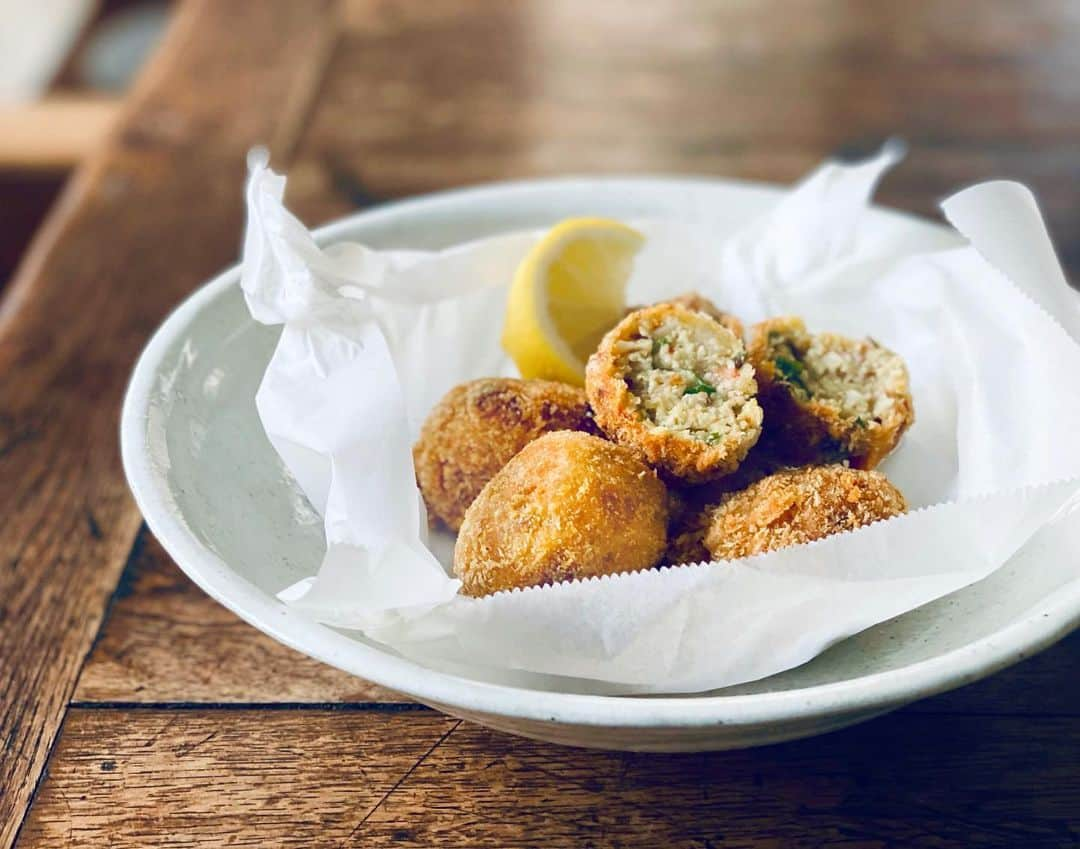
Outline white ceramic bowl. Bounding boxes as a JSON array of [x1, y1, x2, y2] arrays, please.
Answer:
[[121, 177, 1080, 751]]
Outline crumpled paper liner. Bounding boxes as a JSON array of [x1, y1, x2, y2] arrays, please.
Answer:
[[241, 146, 1080, 694]]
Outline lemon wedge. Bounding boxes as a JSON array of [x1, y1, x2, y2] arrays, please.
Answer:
[[501, 217, 644, 385]]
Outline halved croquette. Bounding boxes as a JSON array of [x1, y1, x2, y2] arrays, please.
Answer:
[[747, 317, 914, 469], [586, 303, 763, 483]]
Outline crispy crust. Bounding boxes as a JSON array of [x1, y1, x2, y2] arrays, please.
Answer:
[[703, 464, 907, 560], [665, 292, 745, 340], [413, 378, 598, 531], [747, 317, 914, 469], [454, 431, 669, 596], [627, 292, 745, 340], [586, 303, 763, 483]]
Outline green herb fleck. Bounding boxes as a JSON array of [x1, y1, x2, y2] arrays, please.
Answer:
[[684, 377, 716, 396], [704, 432, 723, 445], [651, 336, 670, 356], [773, 355, 808, 393], [853, 416, 867, 428]]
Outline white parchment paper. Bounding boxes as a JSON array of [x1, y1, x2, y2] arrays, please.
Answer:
[[240, 147, 1080, 694]]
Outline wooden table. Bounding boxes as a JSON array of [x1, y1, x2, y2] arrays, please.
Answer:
[[3, 2, 1078, 846]]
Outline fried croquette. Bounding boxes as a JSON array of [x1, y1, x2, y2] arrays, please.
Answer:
[[413, 378, 597, 531], [454, 431, 669, 596], [747, 317, 914, 469], [703, 464, 907, 561], [586, 303, 763, 483]]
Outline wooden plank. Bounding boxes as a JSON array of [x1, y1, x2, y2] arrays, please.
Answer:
[[289, 0, 1080, 273], [0, 97, 122, 171], [17, 710, 457, 849], [73, 528, 1078, 711], [18, 709, 1080, 847], [0, 1, 341, 845], [74, 533, 406, 704]]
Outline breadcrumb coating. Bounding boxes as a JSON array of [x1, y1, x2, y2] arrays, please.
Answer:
[[587, 303, 763, 483], [413, 378, 597, 530], [454, 431, 668, 596], [703, 464, 907, 560], [747, 317, 914, 469]]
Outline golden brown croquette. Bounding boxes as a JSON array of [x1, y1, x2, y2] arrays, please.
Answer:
[[586, 303, 763, 483], [703, 464, 907, 561], [413, 378, 598, 530], [747, 317, 914, 469], [454, 431, 669, 596]]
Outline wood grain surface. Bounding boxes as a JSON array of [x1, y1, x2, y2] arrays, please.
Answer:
[[73, 533, 403, 705], [0, 1, 338, 845], [3, 0, 1080, 846], [18, 709, 1080, 848], [291, 0, 1080, 275], [0, 97, 122, 171]]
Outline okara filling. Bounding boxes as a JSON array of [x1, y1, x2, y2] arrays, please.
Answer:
[[615, 315, 760, 444], [766, 329, 904, 425]]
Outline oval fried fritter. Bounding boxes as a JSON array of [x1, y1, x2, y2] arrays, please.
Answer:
[[413, 378, 597, 530], [454, 431, 669, 596], [703, 464, 907, 560], [747, 317, 914, 469], [586, 303, 763, 483]]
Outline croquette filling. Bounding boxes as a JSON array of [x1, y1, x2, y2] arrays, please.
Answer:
[[766, 329, 906, 425], [615, 315, 761, 443]]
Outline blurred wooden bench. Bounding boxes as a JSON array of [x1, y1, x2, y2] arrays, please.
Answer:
[[0, 95, 120, 170]]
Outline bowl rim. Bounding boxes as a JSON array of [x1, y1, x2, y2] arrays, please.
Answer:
[[121, 174, 1080, 728]]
